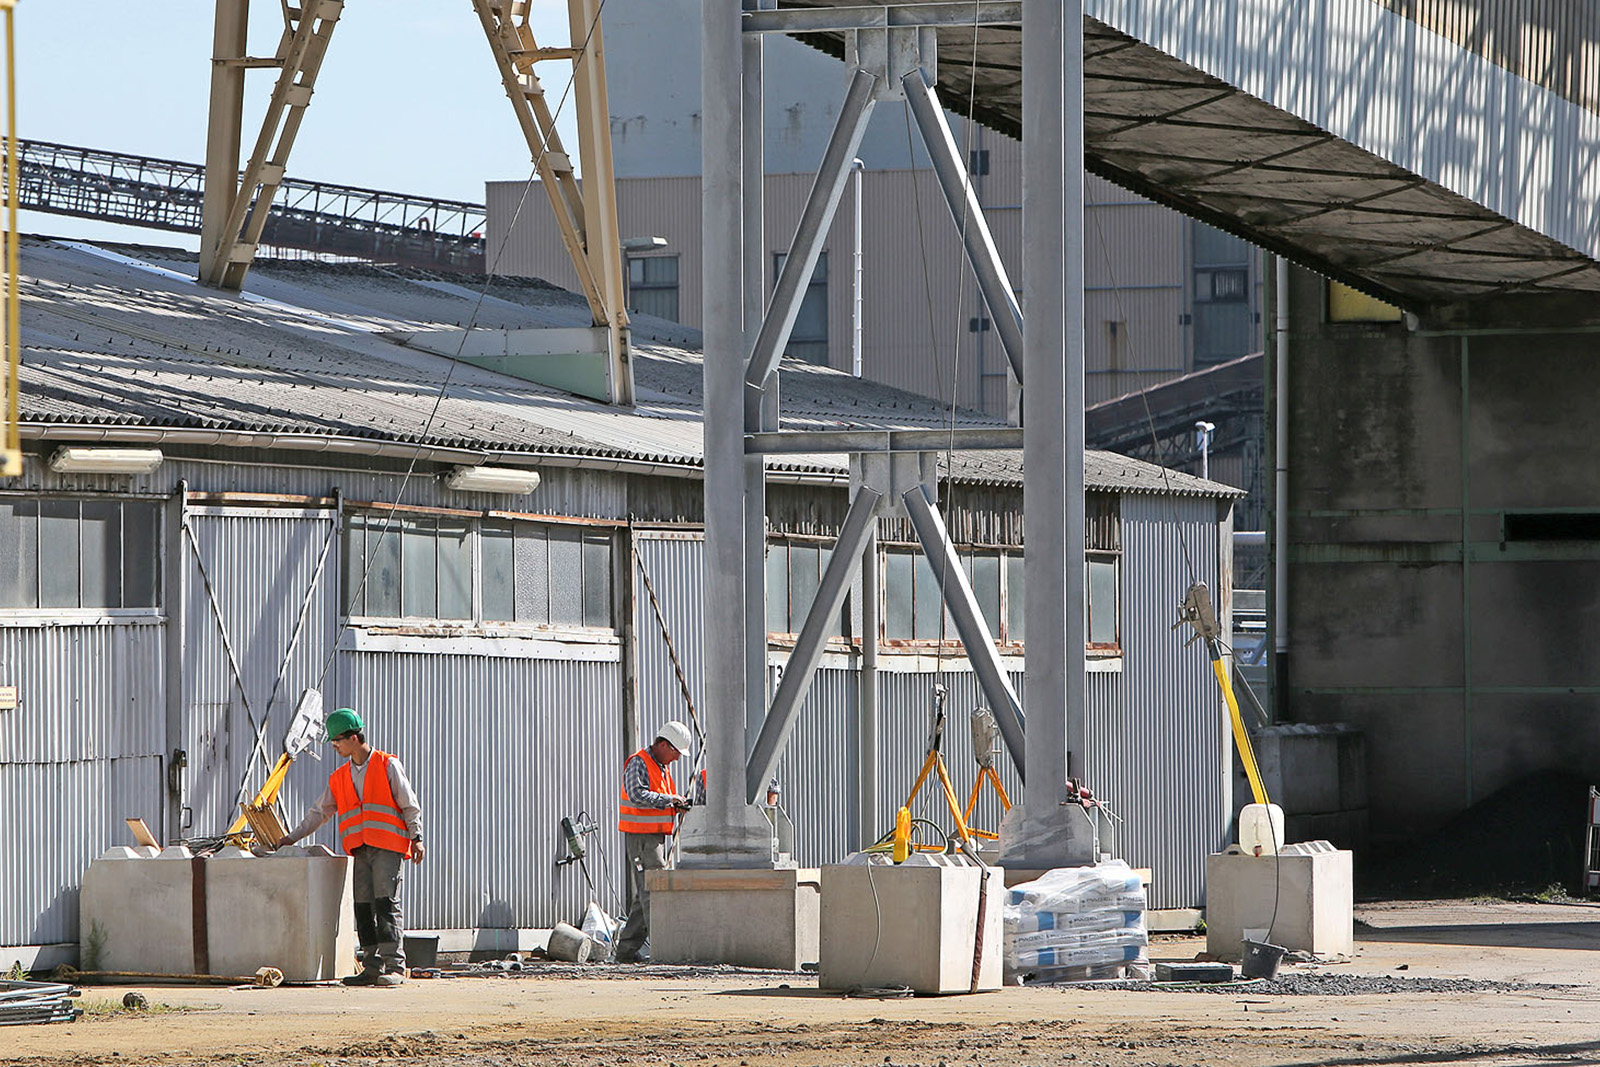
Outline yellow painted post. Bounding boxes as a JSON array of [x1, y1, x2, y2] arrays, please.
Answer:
[[1, 0, 21, 478]]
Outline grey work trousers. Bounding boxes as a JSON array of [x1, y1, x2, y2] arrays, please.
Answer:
[[350, 844, 407, 974], [616, 833, 668, 961]]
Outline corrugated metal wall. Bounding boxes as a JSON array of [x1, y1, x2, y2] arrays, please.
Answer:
[[5, 458, 1230, 946], [3, 459, 634, 524], [1369, 0, 1599, 114], [633, 531, 707, 752], [1087, 0, 1600, 261], [0, 623, 165, 944], [1087, 495, 1230, 908], [179, 507, 340, 838], [337, 653, 623, 932]]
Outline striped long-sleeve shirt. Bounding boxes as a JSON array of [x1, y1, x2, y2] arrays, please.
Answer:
[[623, 752, 683, 810]]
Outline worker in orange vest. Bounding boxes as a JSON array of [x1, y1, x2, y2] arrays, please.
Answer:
[[278, 707, 425, 986], [615, 720, 693, 963]]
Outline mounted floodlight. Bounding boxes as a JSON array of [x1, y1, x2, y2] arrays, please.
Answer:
[[621, 235, 669, 252], [445, 464, 541, 494], [49, 447, 165, 474]]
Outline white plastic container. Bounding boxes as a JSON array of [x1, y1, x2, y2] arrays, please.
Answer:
[[1239, 802, 1285, 856]]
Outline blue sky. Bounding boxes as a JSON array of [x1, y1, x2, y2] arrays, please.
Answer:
[[19, 2, 578, 247]]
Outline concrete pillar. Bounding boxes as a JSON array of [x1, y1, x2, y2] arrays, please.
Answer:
[[1005, 0, 1097, 868], [678, 0, 781, 868]]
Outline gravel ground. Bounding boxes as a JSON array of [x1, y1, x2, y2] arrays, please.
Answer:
[[1069, 972, 1575, 995]]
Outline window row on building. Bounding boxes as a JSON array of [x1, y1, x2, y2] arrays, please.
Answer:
[[0, 495, 1123, 654]]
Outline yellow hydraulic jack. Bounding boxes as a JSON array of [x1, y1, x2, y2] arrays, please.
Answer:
[[890, 684, 975, 860], [225, 689, 327, 847], [1177, 582, 1270, 806]]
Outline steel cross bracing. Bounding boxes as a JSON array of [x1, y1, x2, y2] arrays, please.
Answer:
[[198, 0, 634, 404], [471, 0, 634, 405], [201, 0, 343, 291], [19, 140, 487, 272], [689, 0, 1097, 870]]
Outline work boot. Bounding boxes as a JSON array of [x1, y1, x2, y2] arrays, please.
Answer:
[[342, 968, 383, 987], [373, 972, 404, 987]]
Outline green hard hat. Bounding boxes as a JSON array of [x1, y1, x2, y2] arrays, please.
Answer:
[[325, 707, 364, 742]]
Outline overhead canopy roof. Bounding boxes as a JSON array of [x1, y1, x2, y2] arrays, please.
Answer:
[[778, 1, 1600, 312]]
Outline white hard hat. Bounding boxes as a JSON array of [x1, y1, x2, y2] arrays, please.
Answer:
[[655, 720, 693, 754]]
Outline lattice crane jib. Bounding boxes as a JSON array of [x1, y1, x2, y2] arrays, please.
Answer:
[[200, 0, 634, 405], [200, 0, 343, 292], [1, 0, 20, 479], [470, 0, 633, 406]]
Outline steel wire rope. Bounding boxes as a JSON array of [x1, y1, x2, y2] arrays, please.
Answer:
[[229, 3, 616, 821], [1083, 193, 1200, 586], [1085, 183, 1285, 944], [886, 10, 986, 837]]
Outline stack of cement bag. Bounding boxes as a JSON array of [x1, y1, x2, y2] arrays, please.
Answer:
[[1003, 861, 1148, 982]]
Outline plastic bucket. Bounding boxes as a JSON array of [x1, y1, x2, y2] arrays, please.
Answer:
[[1240, 938, 1286, 979], [546, 921, 593, 963], [403, 935, 439, 970]]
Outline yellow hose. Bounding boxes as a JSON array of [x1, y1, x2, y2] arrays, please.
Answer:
[[1213, 656, 1269, 806]]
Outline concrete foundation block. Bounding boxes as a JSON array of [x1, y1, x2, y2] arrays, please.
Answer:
[[647, 867, 819, 970], [80, 845, 353, 982], [1205, 846, 1354, 961], [207, 850, 354, 981], [819, 862, 1003, 995]]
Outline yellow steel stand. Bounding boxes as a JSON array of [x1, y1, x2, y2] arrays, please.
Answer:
[[961, 765, 1012, 841], [1, 0, 22, 478]]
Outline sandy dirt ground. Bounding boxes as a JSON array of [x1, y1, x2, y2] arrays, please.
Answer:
[[9, 900, 1599, 1067]]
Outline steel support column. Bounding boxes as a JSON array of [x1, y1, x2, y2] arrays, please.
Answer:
[[901, 485, 1026, 774], [742, 0, 771, 750], [1009, 0, 1095, 867], [856, 518, 879, 851], [679, 0, 777, 868], [901, 69, 1024, 383], [746, 486, 882, 802]]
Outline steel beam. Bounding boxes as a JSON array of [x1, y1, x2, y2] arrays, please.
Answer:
[[567, 0, 635, 406], [902, 69, 1024, 384], [746, 427, 1023, 454], [745, 68, 878, 406], [742, 2, 1021, 33], [200, 0, 250, 287], [743, 0, 771, 750], [1012, 0, 1094, 867], [856, 518, 880, 851], [746, 485, 883, 803], [204, 0, 343, 291], [472, 0, 608, 331], [901, 485, 1026, 776], [678, 0, 775, 868]]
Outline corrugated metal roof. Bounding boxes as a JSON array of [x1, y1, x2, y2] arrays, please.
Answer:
[[18, 237, 1239, 497]]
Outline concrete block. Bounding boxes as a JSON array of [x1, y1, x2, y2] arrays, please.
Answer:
[[647, 867, 819, 970], [80, 845, 353, 982], [206, 849, 354, 981], [1253, 724, 1367, 815], [1205, 847, 1354, 961], [819, 861, 1003, 995]]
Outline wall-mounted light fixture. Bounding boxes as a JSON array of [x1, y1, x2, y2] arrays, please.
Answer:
[[49, 447, 165, 474], [444, 464, 542, 494]]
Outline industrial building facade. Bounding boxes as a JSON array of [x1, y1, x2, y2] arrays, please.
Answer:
[[1, 239, 1238, 961]]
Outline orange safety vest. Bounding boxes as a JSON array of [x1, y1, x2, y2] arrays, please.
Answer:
[[330, 750, 414, 858], [618, 748, 678, 835]]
